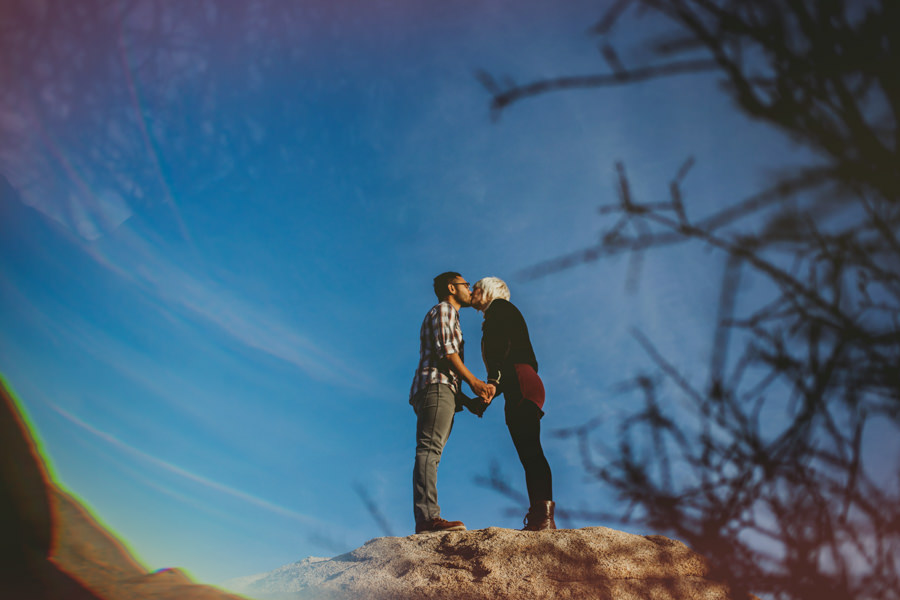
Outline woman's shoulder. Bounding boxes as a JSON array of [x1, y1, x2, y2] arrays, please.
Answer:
[[486, 298, 513, 313], [488, 298, 524, 320]]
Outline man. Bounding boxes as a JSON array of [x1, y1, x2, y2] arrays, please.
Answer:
[[409, 272, 494, 534]]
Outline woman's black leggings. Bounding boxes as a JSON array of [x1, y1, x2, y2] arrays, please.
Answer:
[[506, 398, 552, 507]]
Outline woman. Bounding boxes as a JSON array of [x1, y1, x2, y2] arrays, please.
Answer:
[[471, 276, 556, 531]]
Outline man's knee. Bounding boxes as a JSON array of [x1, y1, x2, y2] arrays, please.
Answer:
[[416, 439, 446, 457]]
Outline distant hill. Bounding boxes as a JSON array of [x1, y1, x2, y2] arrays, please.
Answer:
[[0, 379, 242, 600]]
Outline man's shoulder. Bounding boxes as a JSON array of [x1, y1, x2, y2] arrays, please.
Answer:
[[423, 301, 458, 324], [426, 301, 457, 316]]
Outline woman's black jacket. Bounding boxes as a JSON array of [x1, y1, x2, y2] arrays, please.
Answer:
[[481, 298, 538, 395]]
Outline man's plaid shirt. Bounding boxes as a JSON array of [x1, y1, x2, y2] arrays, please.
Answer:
[[409, 301, 464, 403]]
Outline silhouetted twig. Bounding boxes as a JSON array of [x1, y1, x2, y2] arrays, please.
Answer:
[[484, 2, 900, 599], [353, 483, 395, 538]]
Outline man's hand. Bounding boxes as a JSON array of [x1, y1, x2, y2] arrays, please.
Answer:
[[484, 384, 495, 403], [444, 353, 495, 405], [472, 380, 495, 403]]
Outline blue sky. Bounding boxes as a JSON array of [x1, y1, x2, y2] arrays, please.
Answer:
[[0, 0, 812, 586]]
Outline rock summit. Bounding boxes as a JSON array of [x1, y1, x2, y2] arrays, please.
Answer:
[[225, 526, 747, 600]]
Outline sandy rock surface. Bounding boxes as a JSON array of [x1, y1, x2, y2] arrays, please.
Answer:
[[225, 526, 741, 600]]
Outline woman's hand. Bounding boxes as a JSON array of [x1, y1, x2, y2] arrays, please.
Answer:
[[472, 379, 495, 402]]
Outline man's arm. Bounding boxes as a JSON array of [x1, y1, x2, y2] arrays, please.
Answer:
[[443, 353, 495, 401]]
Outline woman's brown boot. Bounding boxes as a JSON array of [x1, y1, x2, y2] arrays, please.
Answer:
[[522, 501, 556, 531]]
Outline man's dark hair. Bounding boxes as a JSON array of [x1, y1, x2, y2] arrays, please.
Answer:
[[433, 272, 461, 301]]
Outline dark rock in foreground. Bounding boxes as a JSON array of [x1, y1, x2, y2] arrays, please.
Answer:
[[225, 526, 746, 600], [1, 380, 241, 600]]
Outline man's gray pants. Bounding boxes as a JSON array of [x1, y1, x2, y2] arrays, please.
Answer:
[[412, 383, 456, 526]]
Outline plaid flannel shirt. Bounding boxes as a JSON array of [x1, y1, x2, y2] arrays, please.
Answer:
[[409, 301, 464, 403]]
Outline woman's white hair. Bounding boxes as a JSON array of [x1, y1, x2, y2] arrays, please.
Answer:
[[474, 276, 510, 308]]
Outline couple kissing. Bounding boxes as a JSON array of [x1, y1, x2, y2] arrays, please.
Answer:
[[409, 272, 555, 534]]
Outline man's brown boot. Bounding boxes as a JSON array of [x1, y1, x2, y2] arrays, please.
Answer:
[[522, 501, 556, 531], [416, 517, 466, 534]]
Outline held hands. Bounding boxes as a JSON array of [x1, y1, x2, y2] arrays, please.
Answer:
[[472, 380, 495, 404], [460, 380, 494, 418], [484, 383, 495, 403]]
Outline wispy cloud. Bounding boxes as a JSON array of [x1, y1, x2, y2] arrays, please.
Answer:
[[50, 402, 331, 529], [66, 189, 133, 241], [78, 224, 376, 391]]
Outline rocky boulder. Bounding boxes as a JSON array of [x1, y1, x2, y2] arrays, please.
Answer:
[[224, 526, 749, 600]]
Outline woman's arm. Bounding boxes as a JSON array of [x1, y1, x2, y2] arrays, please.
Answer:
[[482, 308, 511, 387]]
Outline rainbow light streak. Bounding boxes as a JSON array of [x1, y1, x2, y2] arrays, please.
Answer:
[[0, 373, 59, 482]]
